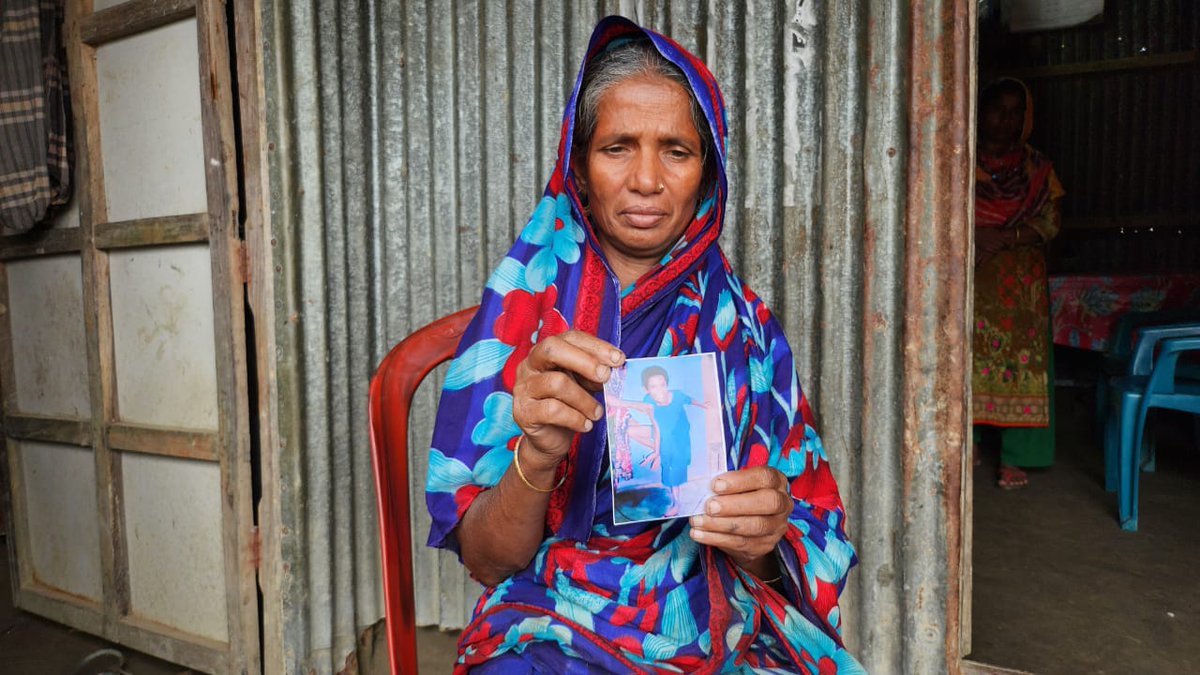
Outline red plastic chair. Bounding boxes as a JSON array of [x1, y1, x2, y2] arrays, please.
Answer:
[[369, 306, 478, 673]]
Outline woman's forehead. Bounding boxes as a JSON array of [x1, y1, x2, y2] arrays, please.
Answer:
[[592, 76, 699, 139], [985, 89, 1025, 111]]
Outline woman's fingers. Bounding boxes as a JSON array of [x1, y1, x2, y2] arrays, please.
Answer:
[[698, 488, 793, 519], [522, 330, 624, 388], [688, 466, 793, 563], [527, 397, 595, 434], [688, 513, 784, 538], [523, 371, 604, 422], [711, 466, 790, 498], [512, 331, 623, 457]]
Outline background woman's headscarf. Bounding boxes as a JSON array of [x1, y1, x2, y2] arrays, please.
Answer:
[[425, 16, 862, 673], [975, 77, 1060, 229]]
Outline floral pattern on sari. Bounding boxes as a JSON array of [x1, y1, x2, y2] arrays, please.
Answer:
[[424, 16, 863, 675]]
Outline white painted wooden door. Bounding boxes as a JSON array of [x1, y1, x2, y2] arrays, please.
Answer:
[[0, 1, 258, 672]]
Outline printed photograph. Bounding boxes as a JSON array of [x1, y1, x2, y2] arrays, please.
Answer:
[[603, 353, 727, 524]]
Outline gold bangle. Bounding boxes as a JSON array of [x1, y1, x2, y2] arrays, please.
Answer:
[[512, 435, 567, 493]]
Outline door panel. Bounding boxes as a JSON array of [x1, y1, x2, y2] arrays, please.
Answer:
[[6, 255, 91, 418], [17, 441, 102, 601], [122, 452, 227, 643], [109, 244, 219, 430], [0, 1, 258, 672], [95, 19, 208, 223]]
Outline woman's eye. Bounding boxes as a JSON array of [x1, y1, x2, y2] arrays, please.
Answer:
[[666, 149, 691, 161]]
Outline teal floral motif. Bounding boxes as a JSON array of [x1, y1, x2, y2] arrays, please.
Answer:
[[498, 616, 580, 658], [486, 257, 530, 296], [443, 339, 514, 391], [470, 392, 520, 449], [1130, 288, 1166, 312], [521, 194, 584, 291], [1078, 286, 1120, 317]]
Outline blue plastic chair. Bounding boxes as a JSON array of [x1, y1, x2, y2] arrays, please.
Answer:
[[1095, 309, 1200, 438], [1105, 334, 1200, 531], [1103, 321, 1200, 492]]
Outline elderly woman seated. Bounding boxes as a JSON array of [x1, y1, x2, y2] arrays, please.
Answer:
[[424, 17, 863, 674]]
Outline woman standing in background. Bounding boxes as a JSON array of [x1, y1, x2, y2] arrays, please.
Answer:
[[973, 77, 1065, 490]]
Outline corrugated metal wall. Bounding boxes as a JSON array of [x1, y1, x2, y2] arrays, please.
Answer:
[[983, 0, 1200, 273], [1022, 0, 1198, 224], [258, 1, 973, 673]]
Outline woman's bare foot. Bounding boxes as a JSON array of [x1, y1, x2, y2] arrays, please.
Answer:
[[997, 464, 1028, 490]]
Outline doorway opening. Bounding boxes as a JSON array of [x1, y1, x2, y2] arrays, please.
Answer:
[[967, 3, 1200, 673]]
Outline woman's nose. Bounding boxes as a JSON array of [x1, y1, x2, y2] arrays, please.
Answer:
[[629, 151, 663, 194]]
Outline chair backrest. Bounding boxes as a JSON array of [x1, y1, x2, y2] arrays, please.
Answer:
[[1128, 321, 1200, 376], [1144, 335, 1200, 401], [1110, 309, 1200, 358], [369, 306, 478, 674]]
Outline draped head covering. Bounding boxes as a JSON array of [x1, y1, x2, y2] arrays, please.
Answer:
[[425, 16, 862, 674], [975, 78, 1063, 230]]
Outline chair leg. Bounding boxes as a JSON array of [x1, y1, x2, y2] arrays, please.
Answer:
[[1103, 405, 1118, 492], [1095, 377, 1109, 440], [1119, 398, 1142, 532], [1142, 432, 1157, 474]]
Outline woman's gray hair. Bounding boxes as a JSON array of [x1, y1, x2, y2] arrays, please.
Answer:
[[572, 39, 716, 192]]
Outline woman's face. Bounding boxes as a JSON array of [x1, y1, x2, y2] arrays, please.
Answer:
[[980, 90, 1025, 149], [576, 74, 705, 280]]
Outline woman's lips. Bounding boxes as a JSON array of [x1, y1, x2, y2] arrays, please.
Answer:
[[621, 207, 668, 228]]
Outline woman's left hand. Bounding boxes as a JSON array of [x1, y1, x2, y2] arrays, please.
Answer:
[[688, 466, 793, 570]]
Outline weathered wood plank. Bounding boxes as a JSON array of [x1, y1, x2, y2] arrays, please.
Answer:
[[13, 585, 105, 633], [1000, 49, 1198, 81], [19, 584, 228, 675], [107, 423, 218, 462], [961, 660, 1035, 675], [4, 415, 91, 446], [0, 263, 17, 415], [1062, 212, 1200, 230], [95, 213, 210, 249], [66, 0, 126, 632], [233, 0, 284, 666], [112, 615, 226, 674], [196, 0, 260, 668], [80, 0, 196, 46], [3, 437, 36, 591], [65, 0, 128, 624], [0, 228, 85, 261]]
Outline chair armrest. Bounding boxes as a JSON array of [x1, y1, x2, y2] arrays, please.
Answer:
[[1145, 336, 1200, 394], [1128, 322, 1200, 376]]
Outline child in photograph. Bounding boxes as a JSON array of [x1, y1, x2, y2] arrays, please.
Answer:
[[618, 365, 713, 516]]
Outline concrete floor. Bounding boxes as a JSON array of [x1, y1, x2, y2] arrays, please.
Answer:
[[3, 388, 1196, 674], [0, 538, 187, 674], [416, 627, 459, 674], [969, 387, 1200, 674]]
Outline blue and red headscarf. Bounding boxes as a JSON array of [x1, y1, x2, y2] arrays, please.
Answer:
[[425, 16, 863, 674]]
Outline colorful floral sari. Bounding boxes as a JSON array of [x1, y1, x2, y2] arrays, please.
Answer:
[[973, 78, 1064, 428], [425, 16, 862, 674]]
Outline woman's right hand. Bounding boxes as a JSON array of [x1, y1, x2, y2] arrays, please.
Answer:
[[511, 330, 625, 466]]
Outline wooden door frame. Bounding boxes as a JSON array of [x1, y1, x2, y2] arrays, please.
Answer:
[[0, 1, 260, 672]]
